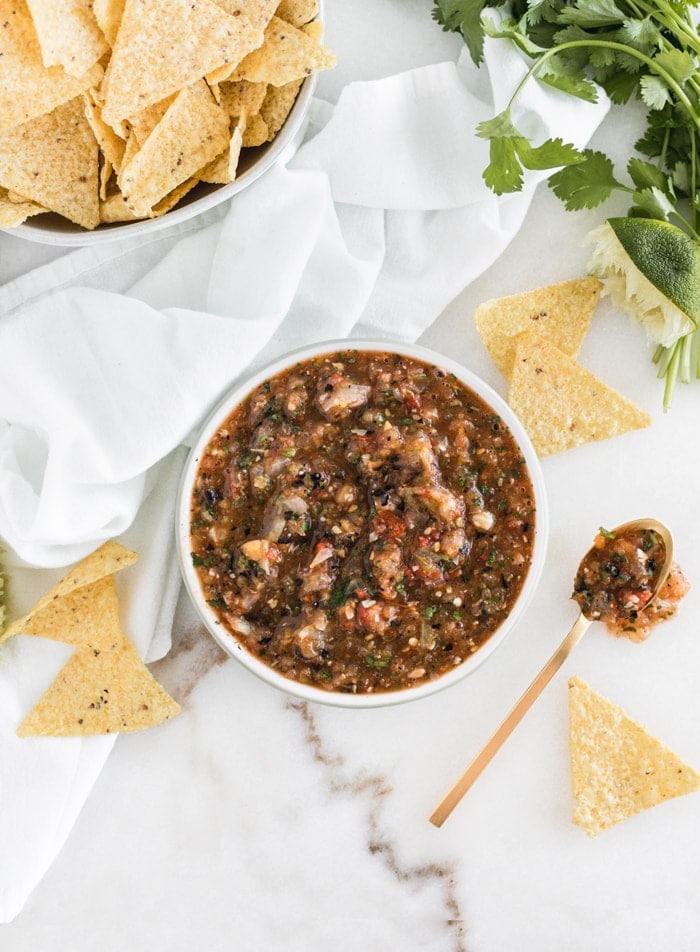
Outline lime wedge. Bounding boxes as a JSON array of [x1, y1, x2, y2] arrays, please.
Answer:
[[587, 218, 700, 346]]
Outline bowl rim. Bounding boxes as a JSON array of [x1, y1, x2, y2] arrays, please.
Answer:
[[176, 338, 549, 708], [5, 68, 318, 247]]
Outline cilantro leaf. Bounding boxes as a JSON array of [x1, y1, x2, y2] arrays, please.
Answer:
[[653, 48, 697, 86], [483, 136, 524, 194], [475, 109, 520, 140], [515, 136, 585, 171], [537, 51, 600, 102], [629, 186, 677, 221], [547, 149, 623, 209], [432, 0, 491, 65], [639, 74, 673, 110], [596, 67, 639, 104], [618, 16, 663, 53], [627, 157, 673, 195], [556, 0, 626, 28]]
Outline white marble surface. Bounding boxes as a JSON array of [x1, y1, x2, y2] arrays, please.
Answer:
[[3, 2, 700, 950]]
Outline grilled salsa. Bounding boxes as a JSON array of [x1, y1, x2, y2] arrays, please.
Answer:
[[190, 350, 536, 693], [572, 526, 689, 641]]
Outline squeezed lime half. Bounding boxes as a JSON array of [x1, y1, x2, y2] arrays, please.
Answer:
[[587, 218, 700, 346]]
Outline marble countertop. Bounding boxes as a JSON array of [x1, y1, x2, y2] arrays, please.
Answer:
[[3, 2, 700, 950]]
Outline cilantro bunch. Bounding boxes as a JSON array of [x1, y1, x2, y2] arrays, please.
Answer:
[[433, 0, 700, 407]]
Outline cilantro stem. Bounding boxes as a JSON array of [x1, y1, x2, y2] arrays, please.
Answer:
[[518, 39, 700, 140], [680, 331, 693, 384], [662, 339, 682, 411]]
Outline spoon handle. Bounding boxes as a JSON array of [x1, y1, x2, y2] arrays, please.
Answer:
[[429, 612, 592, 827]]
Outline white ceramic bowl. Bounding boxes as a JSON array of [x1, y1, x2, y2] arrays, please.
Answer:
[[7, 72, 317, 247], [176, 339, 549, 708]]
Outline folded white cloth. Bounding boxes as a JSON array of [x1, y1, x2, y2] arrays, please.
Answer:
[[0, 36, 609, 922]]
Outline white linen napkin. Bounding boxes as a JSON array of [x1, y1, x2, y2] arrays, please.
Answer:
[[0, 37, 609, 922]]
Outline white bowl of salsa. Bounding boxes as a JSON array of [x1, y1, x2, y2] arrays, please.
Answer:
[[176, 339, 549, 707]]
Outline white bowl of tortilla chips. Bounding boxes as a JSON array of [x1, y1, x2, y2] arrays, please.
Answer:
[[0, 0, 334, 246]]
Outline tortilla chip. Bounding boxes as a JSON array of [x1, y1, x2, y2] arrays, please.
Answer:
[[100, 191, 138, 223], [260, 78, 303, 140], [241, 111, 269, 147], [568, 677, 700, 837], [198, 119, 244, 184], [150, 176, 200, 216], [0, 0, 104, 135], [507, 330, 651, 456], [25, 0, 109, 77], [5, 576, 127, 651], [206, 62, 239, 88], [218, 79, 268, 120], [302, 18, 323, 42], [233, 15, 335, 86], [17, 576, 179, 736], [475, 277, 602, 381], [127, 95, 177, 147], [0, 189, 46, 228], [276, 0, 319, 28], [83, 97, 126, 171], [2, 541, 138, 644], [101, 0, 264, 128], [214, 0, 278, 31], [119, 79, 229, 217], [0, 96, 100, 229], [117, 129, 140, 176], [93, 0, 126, 46]]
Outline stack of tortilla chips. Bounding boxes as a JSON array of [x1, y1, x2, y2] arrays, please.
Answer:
[[0, 542, 180, 736], [0, 0, 335, 230], [475, 277, 652, 456]]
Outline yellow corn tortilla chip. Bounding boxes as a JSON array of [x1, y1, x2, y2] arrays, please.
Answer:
[[276, 0, 319, 28], [475, 277, 602, 381], [25, 0, 109, 77], [233, 15, 335, 86], [568, 677, 700, 837], [5, 576, 124, 650], [117, 129, 140, 176], [0, 0, 104, 135], [119, 79, 229, 217], [16, 576, 179, 736], [2, 541, 137, 644], [198, 119, 244, 184], [507, 330, 651, 457], [100, 191, 138, 223], [218, 79, 268, 120], [83, 97, 126, 171], [93, 0, 126, 46], [0, 96, 100, 229], [100, 0, 264, 128], [0, 189, 46, 227], [302, 18, 323, 42], [127, 95, 177, 148], [259, 77, 303, 140], [150, 176, 200, 216], [18, 637, 180, 736], [213, 0, 278, 30], [241, 111, 269, 147]]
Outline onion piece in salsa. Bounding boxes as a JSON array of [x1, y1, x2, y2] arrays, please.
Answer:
[[572, 526, 689, 641], [189, 349, 537, 694]]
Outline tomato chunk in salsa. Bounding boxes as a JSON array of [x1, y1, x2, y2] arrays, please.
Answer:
[[190, 350, 536, 693], [572, 526, 689, 641]]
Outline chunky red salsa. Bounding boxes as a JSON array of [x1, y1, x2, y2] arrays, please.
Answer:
[[189, 350, 536, 693], [572, 526, 689, 641]]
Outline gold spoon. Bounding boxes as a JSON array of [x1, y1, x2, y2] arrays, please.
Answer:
[[429, 518, 674, 828]]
